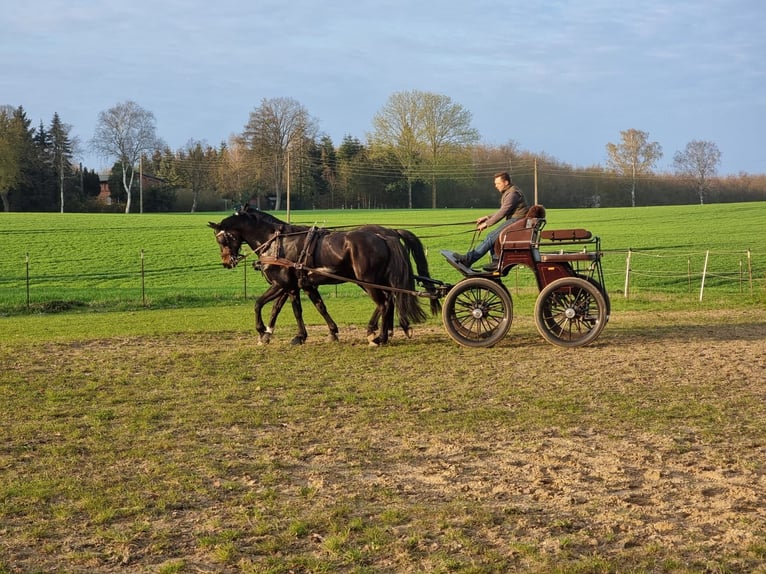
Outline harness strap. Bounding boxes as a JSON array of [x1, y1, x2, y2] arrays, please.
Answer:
[[257, 255, 435, 299]]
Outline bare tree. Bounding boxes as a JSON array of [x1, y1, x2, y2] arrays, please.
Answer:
[[370, 91, 424, 209], [91, 101, 162, 213], [673, 140, 721, 205], [370, 90, 479, 208], [606, 129, 663, 207], [215, 136, 256, 208], [242, 97, 317, 211], [419, 92, 480, 208]]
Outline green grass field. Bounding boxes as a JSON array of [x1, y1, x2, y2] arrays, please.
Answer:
[[1, 203, 763, 318], [2, 204, 766, 572]]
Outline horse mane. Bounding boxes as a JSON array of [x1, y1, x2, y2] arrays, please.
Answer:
[[237, 205, 312, 232]]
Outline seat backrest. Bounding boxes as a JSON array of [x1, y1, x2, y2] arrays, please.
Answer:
[[540, 228, 592, 241], [497, 217, 545, 250]]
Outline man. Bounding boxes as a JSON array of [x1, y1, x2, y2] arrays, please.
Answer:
[[454, 171, 529, 269]]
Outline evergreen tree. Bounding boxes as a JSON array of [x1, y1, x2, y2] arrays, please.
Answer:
[[49, 112, 76, 212]]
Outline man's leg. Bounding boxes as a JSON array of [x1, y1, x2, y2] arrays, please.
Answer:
[[485, 218, 520, 264], [456, 226, 503, 266]]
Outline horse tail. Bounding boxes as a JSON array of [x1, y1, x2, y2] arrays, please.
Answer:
[[395, 229, 441, 316], [384, 235, 428, 326]]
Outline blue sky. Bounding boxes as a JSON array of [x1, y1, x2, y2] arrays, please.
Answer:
[[3, 0, 764, 175]]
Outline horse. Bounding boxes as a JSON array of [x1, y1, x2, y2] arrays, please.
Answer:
[[250, 224, 438, 344], [209, 208, 434, 346]]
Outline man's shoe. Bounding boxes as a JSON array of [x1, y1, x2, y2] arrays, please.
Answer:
[[482, 259, 499, 271], [454, 253, 472, 267]]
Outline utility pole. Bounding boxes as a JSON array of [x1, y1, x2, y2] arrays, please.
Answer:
[[139, 156, 143, 214], [286, 150, 291, 223], [59, 153, 65, 213]]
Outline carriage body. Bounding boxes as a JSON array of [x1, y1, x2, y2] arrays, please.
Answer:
[[439, 217, 610, 348]]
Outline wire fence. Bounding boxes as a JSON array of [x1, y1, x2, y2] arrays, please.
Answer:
[[1, 247, 763, 313], [606, 248, 761, 301]]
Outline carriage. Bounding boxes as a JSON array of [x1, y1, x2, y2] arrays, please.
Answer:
[[430, 214, 610, 348], [209, 207, 609, 348]]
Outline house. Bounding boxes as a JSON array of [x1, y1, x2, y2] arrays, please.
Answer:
[[98, 171, 167, 204]]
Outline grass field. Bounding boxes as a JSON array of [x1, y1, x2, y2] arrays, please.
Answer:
[[1, 204, 765, 572], [0, 203, 764, 318]]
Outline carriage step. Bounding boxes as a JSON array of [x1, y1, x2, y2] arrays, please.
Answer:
[[440, 250, 495, 276]]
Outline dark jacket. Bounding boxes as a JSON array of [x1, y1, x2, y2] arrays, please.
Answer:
[[484, 185, 528, 227]]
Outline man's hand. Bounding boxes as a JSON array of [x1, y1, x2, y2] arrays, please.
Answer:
[[477, 221, 488, 232]]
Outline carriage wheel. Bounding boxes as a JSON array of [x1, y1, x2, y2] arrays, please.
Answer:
[[442, 277, 513, 348], [534, 277, 607, 348]]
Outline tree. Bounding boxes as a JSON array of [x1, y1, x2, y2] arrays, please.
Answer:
[[605, 129, 663, 207], [370, 90, 479, 208], [91, 101, 162, 213], [177, 139, 216, 212], [418, 92, 479, 208], [0, 106, 34, 212], [242, 97, 317, 211], [673, 140, 721, 205], [49, 112, 76, 213], [318, 135, 338, 208], [215, 136, 260, 209], [370, 91, 423, 209]]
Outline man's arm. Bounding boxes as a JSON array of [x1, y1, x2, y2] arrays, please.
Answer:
[[481, 190, 517, 228]]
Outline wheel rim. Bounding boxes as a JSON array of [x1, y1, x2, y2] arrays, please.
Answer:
[[535, 277, 606, 347], [442, 278, 512, 347]]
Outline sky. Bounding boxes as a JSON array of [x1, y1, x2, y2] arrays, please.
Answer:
[[3, 0, 765, 175]]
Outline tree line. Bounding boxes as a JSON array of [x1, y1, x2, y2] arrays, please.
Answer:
[[1, 94, 764, 214]]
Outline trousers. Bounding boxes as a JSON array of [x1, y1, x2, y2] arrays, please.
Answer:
[[464, 218, 521, 264]]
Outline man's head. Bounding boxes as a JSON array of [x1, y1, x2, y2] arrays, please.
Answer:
[[493, 171, 512, 192]]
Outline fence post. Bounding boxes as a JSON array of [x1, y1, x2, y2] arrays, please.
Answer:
[[699, 250, 710, 302], [624, 249, 632, 298], [747, 250, 753, 296], [141, 249, 146, 307], [25, 252, 30, 311], [244, 261, 247, 299]]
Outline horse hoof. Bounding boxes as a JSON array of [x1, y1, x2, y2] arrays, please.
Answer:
[[404, 328, 414, 339], [290, 337, 305, 345], [259, 335, 271, 345], [328, 333, 339, 342], [367, 333, 378, 344]]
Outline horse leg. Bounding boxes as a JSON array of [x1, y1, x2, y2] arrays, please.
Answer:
[[288, 290, 309, 345], [367, 290, 394, 346], [304, 286, 339, 342], [396, 295, 413, 338], [255, 284, 287, 345]]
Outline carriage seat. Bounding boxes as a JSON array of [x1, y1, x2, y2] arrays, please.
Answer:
[[497, 218, 545, 249], [496, 204, 547, 251], [540, 228, 592, 241]]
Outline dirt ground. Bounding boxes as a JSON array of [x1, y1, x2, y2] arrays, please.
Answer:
[[2, 307, 766, 572]]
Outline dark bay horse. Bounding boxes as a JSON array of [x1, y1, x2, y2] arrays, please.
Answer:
[[209, 208, 435, 345]]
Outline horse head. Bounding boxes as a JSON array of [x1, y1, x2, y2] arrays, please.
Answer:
[[208, 217, 245, 268]]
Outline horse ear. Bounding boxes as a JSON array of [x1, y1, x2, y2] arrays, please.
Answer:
[[208, 222, 219, 230]]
